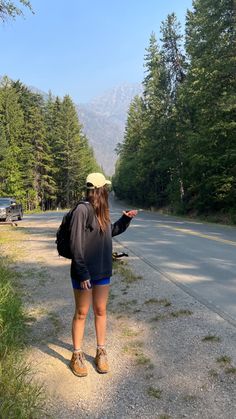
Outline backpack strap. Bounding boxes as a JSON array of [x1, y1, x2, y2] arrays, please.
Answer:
[[77, 201, 94, 231]]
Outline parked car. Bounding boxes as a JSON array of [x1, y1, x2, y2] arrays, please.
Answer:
[[0, 197, 23, 221]]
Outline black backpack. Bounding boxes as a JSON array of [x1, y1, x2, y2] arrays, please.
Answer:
[[56, 201, 94, 259]]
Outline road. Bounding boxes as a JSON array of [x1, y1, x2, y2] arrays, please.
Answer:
[[110, 198, 236, 326], [22, 199, 236, 326]]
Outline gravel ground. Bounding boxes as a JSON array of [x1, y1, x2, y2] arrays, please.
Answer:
[[1, 217, 236, 419]]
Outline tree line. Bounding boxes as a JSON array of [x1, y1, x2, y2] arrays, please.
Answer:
[[113, 0, 236, 220], [0, 77, 100, 210]]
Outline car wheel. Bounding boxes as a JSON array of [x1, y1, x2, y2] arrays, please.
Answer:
[[18, 211, 23, 220]]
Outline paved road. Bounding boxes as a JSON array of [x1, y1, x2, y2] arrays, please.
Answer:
[[22, 200, 236, 325], [110, 198, 236, 326]]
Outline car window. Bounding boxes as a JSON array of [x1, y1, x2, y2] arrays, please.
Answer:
[[0, 199, 11, 205]]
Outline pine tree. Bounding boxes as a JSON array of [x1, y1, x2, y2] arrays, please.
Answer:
[[54, 95, 98, 207], [12, 82, 56, 209], [23, 104, 56, 209], [114, 2, 236, 220], [113, 95, 147, 203], [46, 96, 64, 201], [0, 77, 24, 198], [44, 92, 60, 209], [184, 0, 236, 212], [0, 78, 100, 210], [160, 13, 186, 98], [160, 13, 186, 208], [141, 33, 171, 207], [114, 33, 173, 207]]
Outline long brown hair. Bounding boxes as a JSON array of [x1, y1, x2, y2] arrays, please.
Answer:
[[86, 186, 110, 232]]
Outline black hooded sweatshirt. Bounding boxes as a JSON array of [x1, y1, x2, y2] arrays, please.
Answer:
[[70, 203, 131, 282]]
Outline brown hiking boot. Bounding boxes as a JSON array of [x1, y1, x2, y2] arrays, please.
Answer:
[[70, 351, 88, 377], [95, 348, 109, 373]]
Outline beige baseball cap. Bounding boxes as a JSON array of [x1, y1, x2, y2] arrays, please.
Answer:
[[86, 172, 111, 189]]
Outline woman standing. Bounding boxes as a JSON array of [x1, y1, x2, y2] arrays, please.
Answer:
[[69, 172, 137, 377]]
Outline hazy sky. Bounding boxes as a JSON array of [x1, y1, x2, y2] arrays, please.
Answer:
[[0, 0, 193, 103]]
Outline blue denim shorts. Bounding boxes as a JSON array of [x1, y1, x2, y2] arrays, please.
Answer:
[[71, 277, 110, 290]]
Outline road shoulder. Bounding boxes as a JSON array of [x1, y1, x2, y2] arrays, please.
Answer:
[[1, 218, 236, 418]]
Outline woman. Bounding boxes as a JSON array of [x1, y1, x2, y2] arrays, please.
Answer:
[[69, 172, 137, 377]]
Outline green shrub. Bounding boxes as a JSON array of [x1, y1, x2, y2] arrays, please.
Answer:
[[0, 257, 44, 418], [0, 262, 25, 356]]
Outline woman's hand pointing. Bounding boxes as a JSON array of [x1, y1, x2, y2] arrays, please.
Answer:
[[123, 210, 138, 218]]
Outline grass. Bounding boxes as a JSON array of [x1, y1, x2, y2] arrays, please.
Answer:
[[145, 298, 159, 304], [19, 267, 49, 288], [135, 353, 152, 366], [157, 298, 171, 307], [123, 340, 143, 355], [145, 298, 171, 307], [119, 299, 138, 307], [119, 299, 138, 312], [209, 355, 236, 377], [27, 306, 48, 317], [208, 369, 219, 378], [156, 207, 236, 226], [122, 340, 153, 368], [216, 355, 231, 365], [113, 259, 142, 284], [21, 268, 49, 280], [109, 295, 138, 315], [107, 291, 116, 310], [0, 355, 45, 419], [151, 314, 166, 322], [170, 309, 193, 318], [0, 235, 13, 244], [121, 326, 139, 338], [0, 258, 45, 417], [133, 308, 141, 313], [0, 259, 25, 354], [215, 354, 236, 374], [207, 354, 236, 377], [24, 209, 43, 214], [48, 311, 62, 335], [225, 367, 236, 374], [0, 227, 27, 261], [202, 335, 221, 342], [150, 308, 193, 323], [0, 232, 45, 418], [147, 386, 162, 399]]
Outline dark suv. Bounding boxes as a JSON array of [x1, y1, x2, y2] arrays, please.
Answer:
[[0, 198, 23, 221]]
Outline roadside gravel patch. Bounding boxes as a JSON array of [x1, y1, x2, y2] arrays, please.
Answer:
[[1, 216, 236, 419]]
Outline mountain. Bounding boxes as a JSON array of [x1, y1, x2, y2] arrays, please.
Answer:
[[77, 83, 142, 175], [1, 75, 142, 175], [27, 85, 51, 101]]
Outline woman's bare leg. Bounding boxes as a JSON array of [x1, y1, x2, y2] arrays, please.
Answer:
[[92, 285, 109, 346], [72, 289, 92, 350]]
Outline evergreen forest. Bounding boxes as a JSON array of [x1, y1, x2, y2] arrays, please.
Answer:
[[0, 77, 100, 210], [113, 0, 236, 221]]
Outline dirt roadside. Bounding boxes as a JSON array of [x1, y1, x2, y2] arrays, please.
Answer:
[[1, 215, 236, 419]]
